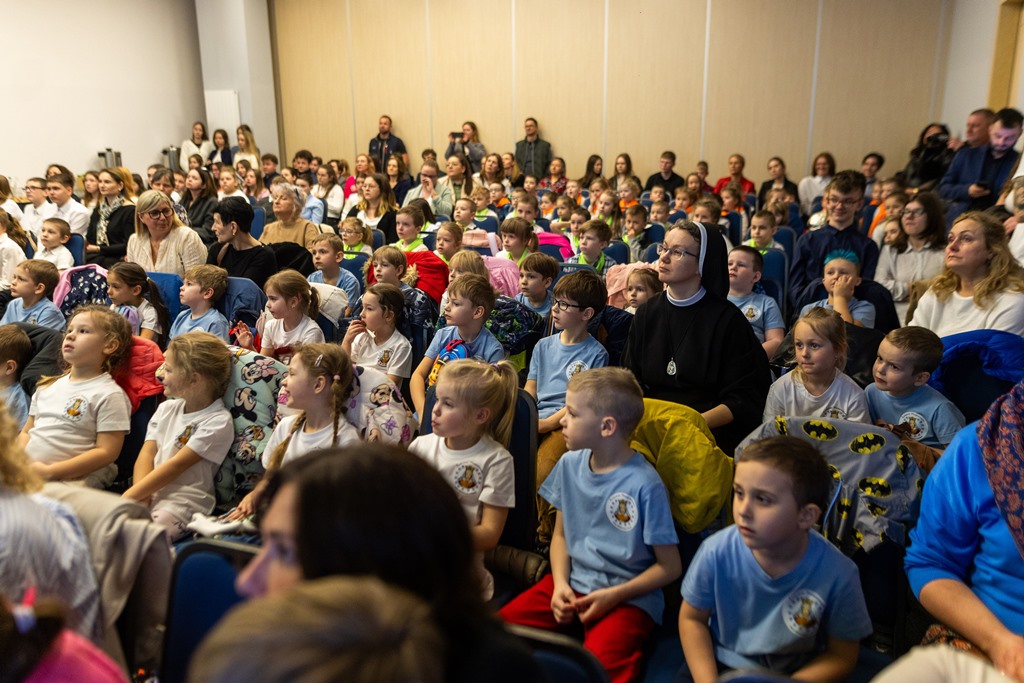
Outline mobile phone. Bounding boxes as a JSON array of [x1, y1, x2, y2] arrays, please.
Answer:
[[451, 132, 461, 139]]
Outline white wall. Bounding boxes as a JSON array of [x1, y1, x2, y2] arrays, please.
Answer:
[[5, 1, 206, 189], [940, 0, 1001, 133]]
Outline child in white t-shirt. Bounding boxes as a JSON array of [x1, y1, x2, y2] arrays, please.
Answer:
[[342, 282, 412, 385], [408, 358, 519, 600], [122, 332, 234, 539], [19, 306, 132, 487], [764, 307, 870, 423], [237, 269, 325, 365]]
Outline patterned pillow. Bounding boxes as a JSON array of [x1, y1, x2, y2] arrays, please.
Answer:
[[346, 364, 416, 445]]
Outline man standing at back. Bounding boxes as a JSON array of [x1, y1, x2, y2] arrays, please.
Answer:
[[515, 118, 552, 181], [939, 107, 1022, 224], [369, 115, 408, 171]]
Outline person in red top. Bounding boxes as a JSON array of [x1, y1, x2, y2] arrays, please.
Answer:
[[713, 154, 755, 196]]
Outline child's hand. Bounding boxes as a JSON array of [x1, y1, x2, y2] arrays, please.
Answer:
[[538, 414, 562, 434], [235, 322, 254, 349], [226, 491, 258, 521], [255, 312, 267, 336], [574, 586, 621, 624], [551, 583, 578, 625], [344, 319, 366, 344], [833, 274, 856, 300], [30, 461, 52, 481]]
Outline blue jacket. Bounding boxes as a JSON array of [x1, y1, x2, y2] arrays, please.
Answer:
[[939, 144, 1019, 221]]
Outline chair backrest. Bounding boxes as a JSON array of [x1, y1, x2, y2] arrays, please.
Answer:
[[434, 214, 451, 223], [640, 197, 653, 210], [811, 195, 823, 214], [724, 211, 742, 245], [538, 242, 565, 262], [23, 239, 34, 259], [786, 202, 804, 231], [67, 234, 86, 266], [250, 206, 266, 240], [267, 241, 315, 276], [554, 261, 596, 286], [668, 209, 687, 224], [508, 625, 609, 683], [760, 248, 788, 310], [465, 244, 494, 257], [419, 386, 538, 550], [217, 277, 267, 332], [643, 242, 661, 263], [340, 253, 369, 297], [603, 240, 629, 265], [146, 271, 184, 320], [420, 232, 437, 251], [931, 329, 1024, 422], [474, 216, 500, 233], [774, 225, 796, 260], [534, 217, 551, 231], [860, 203, 878, 235], [645, 222, 666, 244], [371, 228, 385, 250], [161, 540, 255, 683]]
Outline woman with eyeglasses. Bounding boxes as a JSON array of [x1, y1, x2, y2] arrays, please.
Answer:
[[86, 167, 137, 268], [623, 220, 770, 456], [125, 190, 206, 278], [875, 192, 947, 324]]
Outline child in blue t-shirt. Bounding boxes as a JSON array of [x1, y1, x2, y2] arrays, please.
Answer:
[[526, 271, 610, 541], [679, 436, 872, 682], [1, 260, 65, 331], [866, 326, 965, 449], [168, 265, 231, 342], [501, 368, 681, 683], [0, 325, 32, 429], [727, 246, 785, 359], [798, 249, 875, 327], [307, 234, 360, 313], [410, 273, 505, 417], [515, 252, 557, 319]]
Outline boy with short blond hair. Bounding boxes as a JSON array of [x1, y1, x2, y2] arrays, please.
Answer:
[[469, 186, 497, 221], [452, 197, 476, 230], [1, 260, 64, 331], [37, 217, 74, 271], [566, 219, 616, 276], [168, 264, 230, 341], [746, 210, 785, 253], [866, 326, 965, 448], [650, 200, 670, 226], [679, 436, 871, 683], [409, 273, 504, 416], [0, 325, 32, 428], [309, 234, 360, 307], [502, 367, 681, 683], [727, 246, 785, 359], [516, 252, 557, 318]]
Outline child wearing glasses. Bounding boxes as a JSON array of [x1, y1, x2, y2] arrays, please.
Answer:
[[525, 270, 609, 543]]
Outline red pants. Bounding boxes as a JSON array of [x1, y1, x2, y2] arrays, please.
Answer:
[[499, 574, 655, 683]]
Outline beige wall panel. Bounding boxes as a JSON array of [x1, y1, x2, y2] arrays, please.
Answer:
[[514, 0, 605, 181], [430, 0, 514, 161], [703, 0, 818, 188], [273, 0, 351, 164], [813, 0, 943, 176], [349, 0, 430, 170], [606, 0, 706, 182]]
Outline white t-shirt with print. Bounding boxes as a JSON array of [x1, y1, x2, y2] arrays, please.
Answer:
[[260, 413, 360, 470], [350, 330, 413, 378], [262, 316, 324, 364], [26, 373, 131, 465], [763, 371, 870, 424]]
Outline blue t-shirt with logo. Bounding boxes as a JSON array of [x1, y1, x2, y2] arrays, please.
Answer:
[[527, 333, 608, 419], [728, 292, 785, 343], [864, 383, 965, 448]]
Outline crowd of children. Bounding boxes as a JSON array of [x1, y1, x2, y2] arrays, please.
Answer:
[[1, 125, 1020, 683]]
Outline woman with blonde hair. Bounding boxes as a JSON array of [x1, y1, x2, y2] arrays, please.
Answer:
[[86, 167, 136, 267], [234, 124, 260, 169], [910, 211, 1024, 336], [347, 173, 399, 243], [126, 189, 207, 277]]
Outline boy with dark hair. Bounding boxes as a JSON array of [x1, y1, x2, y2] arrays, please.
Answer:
[[0, 324, 32, 428], [727, 246, 785, 359], [516, 252, 558, 318], [309, 234, 360, 310], [866, 326, 965, 448], [292, 149, 313, 174], [679, 436, 871, 683], [502, 366, 681, 683], [1, 260, 64, 331], [45, 172, 90, 236], [566, 220, 616, 276], [21, 177, 55, 240], [623, 204, 653, 262], [526, 270, 610, 540], [789, 170, 878, 304], [410, 273, 504, 416], [746, 210, 784, 253], [169, 264, 230, 341], [261, 153, 280, 189]]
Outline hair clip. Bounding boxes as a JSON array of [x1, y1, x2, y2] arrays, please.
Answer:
[[314, 353, 324, 367], [13, 586, 36, 634], [333, 374, 341, 382]]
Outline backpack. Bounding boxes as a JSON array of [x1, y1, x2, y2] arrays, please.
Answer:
[[54, 264, 111, 318], [427, 338, 470, 387], [486, 295, 544, 357]]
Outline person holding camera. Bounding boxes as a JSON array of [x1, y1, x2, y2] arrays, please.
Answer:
[[901, 123, 955, 191], [444, 122, 486, 174], [939, 108, 1023, 225]]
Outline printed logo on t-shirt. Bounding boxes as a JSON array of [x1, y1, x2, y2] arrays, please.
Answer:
[[63, 396, 88, 422], [376, 348, 393, 368], [782, 590, 825, 638], [741, 304, 763, 322], [176, 424, 196, 449], [824, 407, 847, 420], [453, 462, 481, 495], [898, 411, 929, 441], [565, 360, 589, 381], [605, 492, 639, 532]]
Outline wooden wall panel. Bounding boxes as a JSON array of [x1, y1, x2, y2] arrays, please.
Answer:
[[813, 0, 943, 176], [606, 0, 707, 183], [429, 0, 515, 163], [703, 0, 818, 188], [514, 0, 605, 181], [348, 0, 430, 172], [272, 0, 351, 165]]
